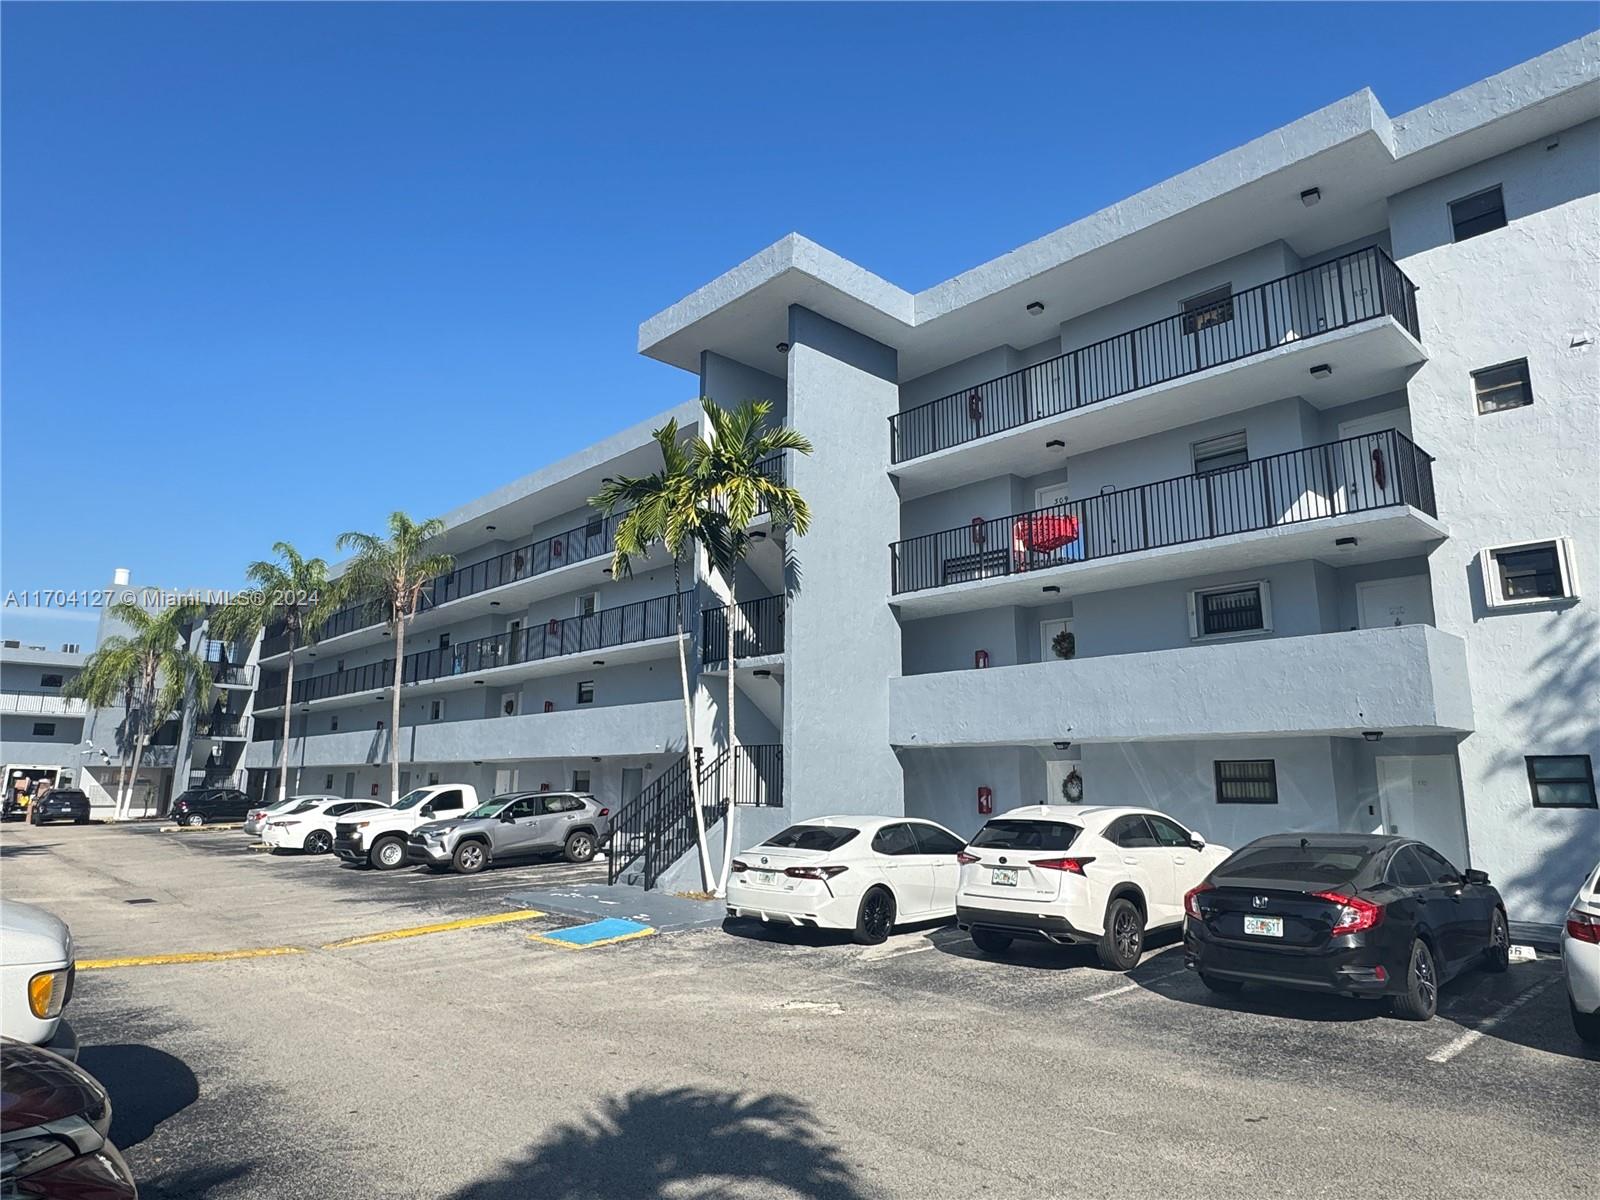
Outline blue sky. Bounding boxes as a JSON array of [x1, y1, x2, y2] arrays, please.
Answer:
[[2, 2, 1594, 648]]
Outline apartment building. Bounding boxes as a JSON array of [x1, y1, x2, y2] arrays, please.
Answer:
[[1, 641, 89, 803], [626, 37, 1600, 924]]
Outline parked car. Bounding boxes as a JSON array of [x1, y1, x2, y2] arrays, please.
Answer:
[[727, 816, 967, 945], [408, 791, 612, 873], [334, 784, 478, 870], [1184, 833, 1509, 1021], [262, 799, 389, 854], [0, 900, 77, 1060], [956, 805, 1231, 970], [0, 1038, 138, 1199], [244, 794, 340, 837], [26, 789, 92, 826], [170, 787, 251, 827], [1561, 859, 1600, 1043]]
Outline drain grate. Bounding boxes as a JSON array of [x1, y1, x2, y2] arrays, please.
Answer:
[[125, 898, 157, 905]]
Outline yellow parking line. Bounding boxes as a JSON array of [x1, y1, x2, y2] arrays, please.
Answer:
[[528, 927, 657, 950], [79, 946, 305, 970], [320, 909, 545, 950]]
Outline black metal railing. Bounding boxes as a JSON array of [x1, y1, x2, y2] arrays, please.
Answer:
[[890, 430, 1436, 595], [198, 717, 244, 738], [755, 453, 784, 516], [701, 595, 784, 664], [890, 247, 1421, 463], [261, 511, 625, 657], [189, 769, 240, 788], [267, 592, 690, 708], [210, 662, 255, 686], [254, 680, 287, 710], [606, 744, 783, 889]]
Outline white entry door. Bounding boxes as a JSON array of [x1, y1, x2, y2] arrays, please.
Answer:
[[1375, 756, 1469, 869], [1357, 576, 1434, 629]]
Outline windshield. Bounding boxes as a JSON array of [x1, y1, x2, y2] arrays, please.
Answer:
[[763, 825, 858, 852], [326, 802, 371, 817], [1213, 844, 1376, 884], [465, 800, 509, 820], [392, 788, 432, 811], [971, 819, 1081, 851]]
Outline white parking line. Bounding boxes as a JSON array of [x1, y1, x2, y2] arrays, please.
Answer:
[[1426, 977, 1558, 1064], [1085, 966, 1188, 1002]]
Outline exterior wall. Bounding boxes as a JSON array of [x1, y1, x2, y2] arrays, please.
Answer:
[[1389, 118, 1600, 922]]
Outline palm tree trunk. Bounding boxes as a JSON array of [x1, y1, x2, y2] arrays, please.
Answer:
[[114, 752, 131, 819], [671, 557, 713, 889], [717, 570, 739, 894], [388, 617, 405, 803], [278, 637, 297, 806], [122, 735, 148, 822]]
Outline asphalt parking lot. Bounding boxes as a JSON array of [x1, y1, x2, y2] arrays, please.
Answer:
[[3, 820, 1595, 1200]]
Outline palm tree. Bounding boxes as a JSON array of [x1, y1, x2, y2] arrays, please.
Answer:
[[209, 543, 344, 806], [592, 417, 716, 890], [67, 601, 212, 820], [336, 512, 453, 803], [688, 398, 812, 894]]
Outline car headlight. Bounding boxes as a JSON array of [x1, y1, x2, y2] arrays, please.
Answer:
[[354, 821, 371, 829], [29, 968, 69, 1019]]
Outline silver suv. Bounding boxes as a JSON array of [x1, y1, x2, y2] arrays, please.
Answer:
[[406, 791, 612, 874]]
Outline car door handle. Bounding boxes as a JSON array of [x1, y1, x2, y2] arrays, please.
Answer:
[[1122, 857, 1138, 866]]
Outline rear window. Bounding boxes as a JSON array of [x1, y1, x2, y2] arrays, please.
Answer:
[[971, 819, 1080, 852], [1214, 843, 1376, 883], [50, 791, 86, 801], [764, 825, 859, 852]]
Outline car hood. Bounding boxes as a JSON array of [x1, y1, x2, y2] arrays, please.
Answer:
[[0, 901, 70, 967], [0, 1039, 109, 1135], [414, 818, 479, 836]]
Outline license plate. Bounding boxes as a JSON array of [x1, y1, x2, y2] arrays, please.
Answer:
[[991, 867, 1018, 887], [1244, 915, 1284, 938], [753, 871, 778, 887]]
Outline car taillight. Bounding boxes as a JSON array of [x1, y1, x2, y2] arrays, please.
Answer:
[[1313, 891, 1384, 937], [784, 865, 848, 880], [1566, 909, 1600, 944], [1184, 882, 1214, 920], [598, 808, 610, 817], [956, 851, 980, 865], [1030, 856, 1093, 874], [730, 860, 749, 874]]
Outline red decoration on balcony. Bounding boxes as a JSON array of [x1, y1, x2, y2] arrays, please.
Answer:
[[547, 619, 561, 635], [1371, 445, 1387, 490], [967, 389, 984, 422], [970, 517, 987, 546], [543, 700, 554, 713], [1012, 512, 1080, 569], [974, 650, 989, 669], [552, 539, 564, 557]]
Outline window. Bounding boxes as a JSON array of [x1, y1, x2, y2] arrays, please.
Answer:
[[571, 770, 591, 793], [431, 789, 465, 814], [429, 699, 443, 721], [1181, 284, 1234, 335], [765, 825, 859, 852], [325, 774, 335, 790], [1526, 755, 1597, 809], [1472, 359, 1532, 414], [911, 823, 966, 855], [870, 823, 921, 856], [428, 772, 440, 786], [1190, 582, 1271, 639], [576, 680, 595, 705], [1146, 814, 1193, 848], [32, 722, 56, 737], [1192, 431, 1248, 474], [39, 673, 63, 689], [1481, 539, 1578, 607], [502, 797, 540, 820], [336, 659, 345, 672], [1387, 846, 1434, 888], [576, 593, 598, 617], [1108, 815, 1160, 848], [1450, 185, 1506, 242], [1215, 760, 1278, 804], [1414, 844, 1463, 882], [438, 633, 451, 650], [970, 819, 1081, 851]]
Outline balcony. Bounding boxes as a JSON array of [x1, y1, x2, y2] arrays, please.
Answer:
[[196, 717, 245, 740], [889, 247, 1424, 497], [0, 693, 87, 717], [701, 595, 784, 665], [891, 430, 1442, 617], [255, 592, 690, 713], [209, 662, 255, 687], [890, 625, 1473, 747], [261, 511, 625, 658]]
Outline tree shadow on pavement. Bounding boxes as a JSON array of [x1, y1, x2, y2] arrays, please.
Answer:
[[443, 1086, 870, 1200], [77, 1042, 199, 1149]]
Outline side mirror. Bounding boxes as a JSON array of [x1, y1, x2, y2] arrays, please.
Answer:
[[1189, 833, 1207, 851], [1463, 868, 1490, 886], [498, 811, 516, 823], [419, 806, 434, 818]]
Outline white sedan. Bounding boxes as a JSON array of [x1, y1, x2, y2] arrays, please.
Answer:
[[1563, 860, 1600, 1044], [726, 815, 967, 944], [244, 793, 340, 837], [262, 798, 388, 854]]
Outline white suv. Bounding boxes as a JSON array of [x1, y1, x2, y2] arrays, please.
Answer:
[[956, 805, 1231, 971]]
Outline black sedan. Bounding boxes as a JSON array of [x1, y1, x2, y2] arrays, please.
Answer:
[[1183, 833, 1509, 1020], [27, 789, 92, 826]]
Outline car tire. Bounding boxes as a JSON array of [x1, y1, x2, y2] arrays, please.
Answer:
[[853, 887, 896, 946], [1571, 1000, 1600, 1044], [182, 813, 206, 828], [452, 841, 488, 875], [303, 830, 333, 855], [970, 928, 1013, 955], [1097, 897, 1144, 971], [370, 836, 407, 871], [563, 831, 597, 863], [1484, 908, 1510, 973], [1199, 971, 1245, 995], [1391, 938, 1439, 1021], [73, 817, 89, 825]]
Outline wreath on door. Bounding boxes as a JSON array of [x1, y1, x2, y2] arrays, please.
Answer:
[[1051, 629, 1077, 660], [1061, 768, 1084, 803]]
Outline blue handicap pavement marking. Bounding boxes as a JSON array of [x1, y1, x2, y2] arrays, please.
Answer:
[[530, 917, 656, 949]]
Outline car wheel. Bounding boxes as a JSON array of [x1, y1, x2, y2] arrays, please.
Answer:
[[1484, 908, 1510, 973], [370, 836, 407, 871], [1391, 938, 1439, 1021], [303, 830, 333, 855], [853, 887, 896, 946], [453, 841, 488, 874], [970, 928, 1013, 955], [563, 831, 597, 863], [1199, 972, 1245, 995], [1097, 898, 1144, 971], [182, 813, 206, 828], [1571, 1000, 1600, 1044], [73, 817, 89, 825]]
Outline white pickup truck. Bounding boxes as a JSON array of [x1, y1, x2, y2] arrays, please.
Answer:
[[332, 784, 479, 870], [0, 900, 78, 1059]]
